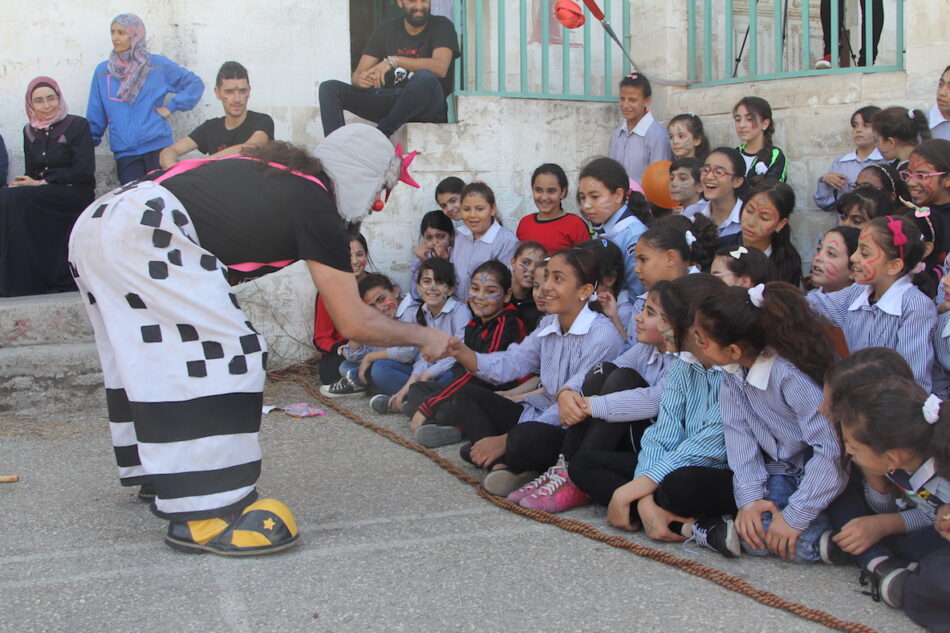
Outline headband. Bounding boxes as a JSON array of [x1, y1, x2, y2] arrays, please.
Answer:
[[923, 394, 942, 424], [885, 215, 908, 260], [730, 246, 748, 259], [868, 164, 896, 192], [748, 283, 765, 308]]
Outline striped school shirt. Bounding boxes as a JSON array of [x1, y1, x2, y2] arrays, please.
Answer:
[[635, 354, 728, 485], [720, 350, 848, 531], [933, 311, 950, 398], [451, 221, 519, 300], [474, 305, 625, 425], [807, 276, 936, 390]]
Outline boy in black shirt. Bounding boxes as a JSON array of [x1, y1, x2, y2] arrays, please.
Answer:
[[319, 0, 460, 137], [160, 61, 274, 168]]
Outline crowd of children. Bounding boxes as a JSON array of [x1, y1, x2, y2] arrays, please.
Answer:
[[311, 69, 950, 632]]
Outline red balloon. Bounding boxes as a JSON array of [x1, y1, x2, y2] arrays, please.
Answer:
[[641, 161, 676, 209], [554, 0, 586, 29]]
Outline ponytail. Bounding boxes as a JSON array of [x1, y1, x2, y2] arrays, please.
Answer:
[[642, 214, 718, 271], [697, 282, 836, 384], [870, 107, 932, 145]]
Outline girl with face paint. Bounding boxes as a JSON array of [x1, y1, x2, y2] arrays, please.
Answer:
[[367, 257, 469, 415], [688, 282, 845, 562], [809, 227, 860, 294], [808, 215, 937, 390], [408, 210, 455, 300], [903, 139, 950, 253], [570, 274, 738, 542], [404, 260, 529, 447], [509, 242, 547, 333]]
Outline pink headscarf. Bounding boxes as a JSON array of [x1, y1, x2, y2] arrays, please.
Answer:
[[107, 13, 151, 103], [25, 76, 69, 130]]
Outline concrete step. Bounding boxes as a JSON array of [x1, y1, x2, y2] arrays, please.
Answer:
[[0, 342, 104, 415], [0, 292, 94, 347]]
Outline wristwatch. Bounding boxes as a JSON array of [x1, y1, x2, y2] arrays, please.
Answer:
[[385, 56, 398, 69]]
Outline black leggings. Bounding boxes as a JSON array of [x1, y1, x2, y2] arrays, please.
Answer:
[[448, 383, 524, 468], [506, 362, 652, 472], [820, 0, 883, 65]]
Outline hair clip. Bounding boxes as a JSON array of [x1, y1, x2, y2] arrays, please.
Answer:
[[730, 246, 748, 259], [684, 230, 697, 246], [923, 394, 942, 423], [907, 109, 916, 119], [626, 72, 640, 79], [885, 215, 908, 260], [747, 283, 765, 308]]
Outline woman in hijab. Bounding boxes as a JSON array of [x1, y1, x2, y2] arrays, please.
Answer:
[[87, 13, 204, 184], [0, 77, 95, 297]]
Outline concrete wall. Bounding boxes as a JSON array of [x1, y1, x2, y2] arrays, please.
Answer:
[[0, 0, 350, 189]]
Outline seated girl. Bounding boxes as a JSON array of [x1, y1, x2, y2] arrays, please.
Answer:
[[451, 182, 519, 300], [441, 248, 625, 497], [361, 257, 469, 414], [710, 245, 771, 288], [404, 260, 527, 447], [719, 179, 803, 287], [807, 215, 937, 390], [314, 230, 370, 384], [506, 282, 674, 512], [687, 282, 847, 562], [569, 274, 734, 543], [408, 210, 455, 300], [320, 272, 402, 397], [578, 238, 632, 342], [516, 163, 591, 253], [509, 241, 547, 333]]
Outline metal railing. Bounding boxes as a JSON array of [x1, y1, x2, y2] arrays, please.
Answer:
[[687, 0, 904, 86], [451, 0, 632, 102]]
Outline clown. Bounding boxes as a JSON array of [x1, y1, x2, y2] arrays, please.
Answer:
[[68, 124, 450, 556]]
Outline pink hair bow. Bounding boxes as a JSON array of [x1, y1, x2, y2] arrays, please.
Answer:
[[885, 215, 908, 260]]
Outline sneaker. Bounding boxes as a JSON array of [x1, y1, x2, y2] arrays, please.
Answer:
[[137, 483, 156, 501], [507, 469, 555, 505], [815, 54, 831, 69], [319, 372, 365, 398], [370, 393, 391, 414], [414, 424, 463, 447], [819, 530, 851, 565], [483, 468, 542, 497], [689, 516, 741, 558], [860, 558, 914, 608], [519, 470, 590, 513], [164, 498, 300, 556]]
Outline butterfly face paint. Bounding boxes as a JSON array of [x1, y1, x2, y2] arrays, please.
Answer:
[[468, 271, 510, 321], [417, 269, 453, 312]]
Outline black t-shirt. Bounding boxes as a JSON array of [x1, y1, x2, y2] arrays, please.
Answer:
[[188, 111, 275, 156], [364, 15, 460, 96], [157, 159, 350, 272]]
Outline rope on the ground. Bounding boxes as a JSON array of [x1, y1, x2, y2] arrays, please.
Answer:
[[270, 365, 879, 633]]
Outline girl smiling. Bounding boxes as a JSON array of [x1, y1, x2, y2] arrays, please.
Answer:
[[451, 182, 519, 299], [517, 163, 591, 253]]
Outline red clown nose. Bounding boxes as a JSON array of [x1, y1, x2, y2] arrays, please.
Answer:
[[554, 0, 585, 29]]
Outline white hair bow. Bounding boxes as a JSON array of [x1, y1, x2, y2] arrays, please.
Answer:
[[748, 283, 765, 308], [730, 246, 748, 259], [684, 230, 697, 246], [923, 394, 942, 424]]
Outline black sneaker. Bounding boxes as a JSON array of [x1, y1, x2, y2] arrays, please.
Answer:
[[819, 530, 851, 565], [319, 372, 365, 398], [414, 424, 463, 447], [690, 516, 741, 558], [370, 394, 391, 414], [860, 558, 914, 608]]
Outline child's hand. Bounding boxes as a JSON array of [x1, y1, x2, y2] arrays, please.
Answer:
[[598, 291, 618, 318], [735, 499, 775, 551], [821, 172, 849, 190], [432, 242, 451, 260], [935, 504, 950, 542], [637, 495, 689, 542], [414, 242, 430, 261], [358, 356, 375, 383], [833, 515, 892, 555], [764, 509, 803, 560], [471, 435, 506, 468], [607, 482, 642, 532], [557, 389, 590, 425]]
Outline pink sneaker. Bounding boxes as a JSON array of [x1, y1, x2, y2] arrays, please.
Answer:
[[519, 470, 590, 513], [507, 463, 562, 505]]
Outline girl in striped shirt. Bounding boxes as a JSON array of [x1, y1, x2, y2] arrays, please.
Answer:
[[570, 274, 734, 542], [807, 215, 937, 390], [441, 248, 625, 497], [688, 282, 847, 562]]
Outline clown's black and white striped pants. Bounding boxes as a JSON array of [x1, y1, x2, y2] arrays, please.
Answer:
[[68, 180, 266, 521]]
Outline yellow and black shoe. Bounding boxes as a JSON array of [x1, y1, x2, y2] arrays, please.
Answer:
[[164, 498, 300, 556]]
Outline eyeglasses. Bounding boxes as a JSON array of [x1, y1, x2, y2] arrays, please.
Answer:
[[899, 170, 948, 182], [699, 166, 734, 178]]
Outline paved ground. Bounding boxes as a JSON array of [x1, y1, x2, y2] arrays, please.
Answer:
[[0, 377, 922, 633]]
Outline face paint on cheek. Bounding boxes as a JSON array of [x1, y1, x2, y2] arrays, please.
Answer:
[[822, 261, 840, 279]]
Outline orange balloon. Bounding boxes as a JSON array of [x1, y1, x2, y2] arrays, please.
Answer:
[[641, 160, 675, 209]]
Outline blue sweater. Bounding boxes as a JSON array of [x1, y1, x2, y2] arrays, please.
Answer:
[[86, 54, 204, 159]]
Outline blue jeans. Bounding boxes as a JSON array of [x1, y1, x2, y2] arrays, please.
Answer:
[[115, 149, 162, 185], [368, 359, 453, 396], [318, 69, 448, 137], [740, 473, 831, 563]]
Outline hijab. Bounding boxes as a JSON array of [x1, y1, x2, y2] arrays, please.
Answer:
[[25, 76, 68, 131], [107, 13, 151, 103]]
